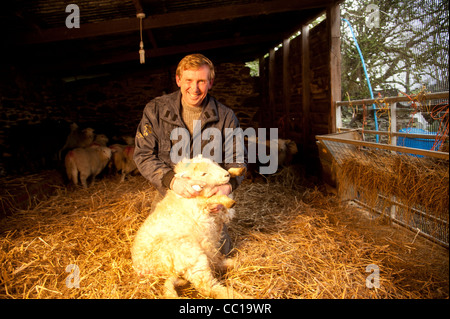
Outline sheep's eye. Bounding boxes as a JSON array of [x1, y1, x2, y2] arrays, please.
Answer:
[[201, 172, 207, 176]]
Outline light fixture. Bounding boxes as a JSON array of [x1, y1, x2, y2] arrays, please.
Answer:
[[137, 13, 146, 64]]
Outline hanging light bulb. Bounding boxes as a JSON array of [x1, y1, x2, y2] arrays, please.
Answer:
[[137, 13, 146, 64]]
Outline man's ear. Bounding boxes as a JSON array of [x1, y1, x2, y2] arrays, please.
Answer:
[[208, 78, 214, 89], [176, 75, 182, 87]]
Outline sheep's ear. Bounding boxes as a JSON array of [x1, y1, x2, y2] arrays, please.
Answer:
[[228, 167, 246, 177]]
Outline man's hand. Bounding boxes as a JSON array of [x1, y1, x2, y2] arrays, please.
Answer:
[[204, 183, 232, 214], [171, 177, 206, 198]]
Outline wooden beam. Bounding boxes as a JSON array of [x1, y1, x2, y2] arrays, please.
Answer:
[[87, 33, 282, 67], [146, 30, 158, 49], [15, 0, 333, 44], [131, 0, 144, 14], [327, 3, 342, 134]]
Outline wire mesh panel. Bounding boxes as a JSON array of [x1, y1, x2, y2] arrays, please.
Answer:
[[317, 132, 449, 247]]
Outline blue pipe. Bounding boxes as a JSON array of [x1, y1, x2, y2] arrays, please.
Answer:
[[341, 18, 379, 142]]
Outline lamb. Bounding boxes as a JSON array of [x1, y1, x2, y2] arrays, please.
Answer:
[[58, 123, 95, 159], [90, 133, 109, 147], [277, 138, 298, 167], [65, 146, 113, 188], [131, 155, 248, 299]]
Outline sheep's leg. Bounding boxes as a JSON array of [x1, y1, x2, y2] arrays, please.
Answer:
[[80, 173, 89, 188], [68, 169, 78, 186], [183, 254, 244, 299], [89, 175, 97, 187], [163, 277, 189, 298], [163, 276, 179, 298]]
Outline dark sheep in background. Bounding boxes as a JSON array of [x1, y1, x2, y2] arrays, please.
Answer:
[[58, 123, 95, 160]]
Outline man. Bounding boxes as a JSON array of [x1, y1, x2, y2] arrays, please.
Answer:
[[134, 54, 247, 253]]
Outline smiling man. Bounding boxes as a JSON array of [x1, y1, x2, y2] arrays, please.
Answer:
[[134, 54, 247, 254]]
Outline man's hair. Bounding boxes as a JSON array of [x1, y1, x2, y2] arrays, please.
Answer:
[[176, 54, 215, 82]]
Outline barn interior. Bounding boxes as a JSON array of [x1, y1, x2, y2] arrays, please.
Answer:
[[0, 0, 448, 300]]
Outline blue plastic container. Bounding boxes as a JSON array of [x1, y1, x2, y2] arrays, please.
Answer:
[[397, 128, 440, 157]]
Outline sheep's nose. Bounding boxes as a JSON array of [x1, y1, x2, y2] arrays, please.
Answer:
[[224, 173, 230, 178]]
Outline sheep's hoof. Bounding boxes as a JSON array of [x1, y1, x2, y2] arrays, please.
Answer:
[[204, 195, 235, 209]]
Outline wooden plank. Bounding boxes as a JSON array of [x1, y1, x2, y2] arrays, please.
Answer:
[[336, 91, 449, 106], [338, 128, 449, 140], [315, 134, 449, 160], [327, 3, 341, 134], [16, 0, 333, 44]]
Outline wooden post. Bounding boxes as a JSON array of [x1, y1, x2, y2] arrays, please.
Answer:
[[390, 102, 397, 146], [259, 55, 267, 128], [327, 3, 342, 134], [268, 48, 276, 133], [283, 37, 291, 138], [301, 25, 311, 154]]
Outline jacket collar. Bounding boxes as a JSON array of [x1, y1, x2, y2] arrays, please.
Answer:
[[161, 90, 219, 128]]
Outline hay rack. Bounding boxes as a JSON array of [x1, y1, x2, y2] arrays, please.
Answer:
[[316, 129, 449, 248]]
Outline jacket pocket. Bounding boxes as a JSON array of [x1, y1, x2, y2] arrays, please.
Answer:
[[159, 138, 172, 166]]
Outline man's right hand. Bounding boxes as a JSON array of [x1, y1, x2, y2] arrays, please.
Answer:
[[170, 177, 206, 198]]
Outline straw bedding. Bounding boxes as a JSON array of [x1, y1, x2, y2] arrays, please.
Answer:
[[0, 168, 448, 299]]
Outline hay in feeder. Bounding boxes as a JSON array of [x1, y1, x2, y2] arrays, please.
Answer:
[[0, 169, 448, 299], [336, 149, 449, 228]]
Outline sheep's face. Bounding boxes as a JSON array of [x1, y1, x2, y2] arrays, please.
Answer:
[[175, 160, 230, 187]]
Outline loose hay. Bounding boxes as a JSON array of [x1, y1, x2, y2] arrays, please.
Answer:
[[0, 170, 448, 299]]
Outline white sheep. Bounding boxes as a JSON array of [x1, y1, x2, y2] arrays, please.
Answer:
[[65, 146, 112, 188], [131, 155, 247, 299], [90, 133, 109, 147]]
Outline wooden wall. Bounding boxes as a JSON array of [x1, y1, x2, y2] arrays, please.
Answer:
[[259, 4, 341, 168]]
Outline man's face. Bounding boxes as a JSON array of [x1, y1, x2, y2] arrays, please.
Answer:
[[176, 65, 213, 107]]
